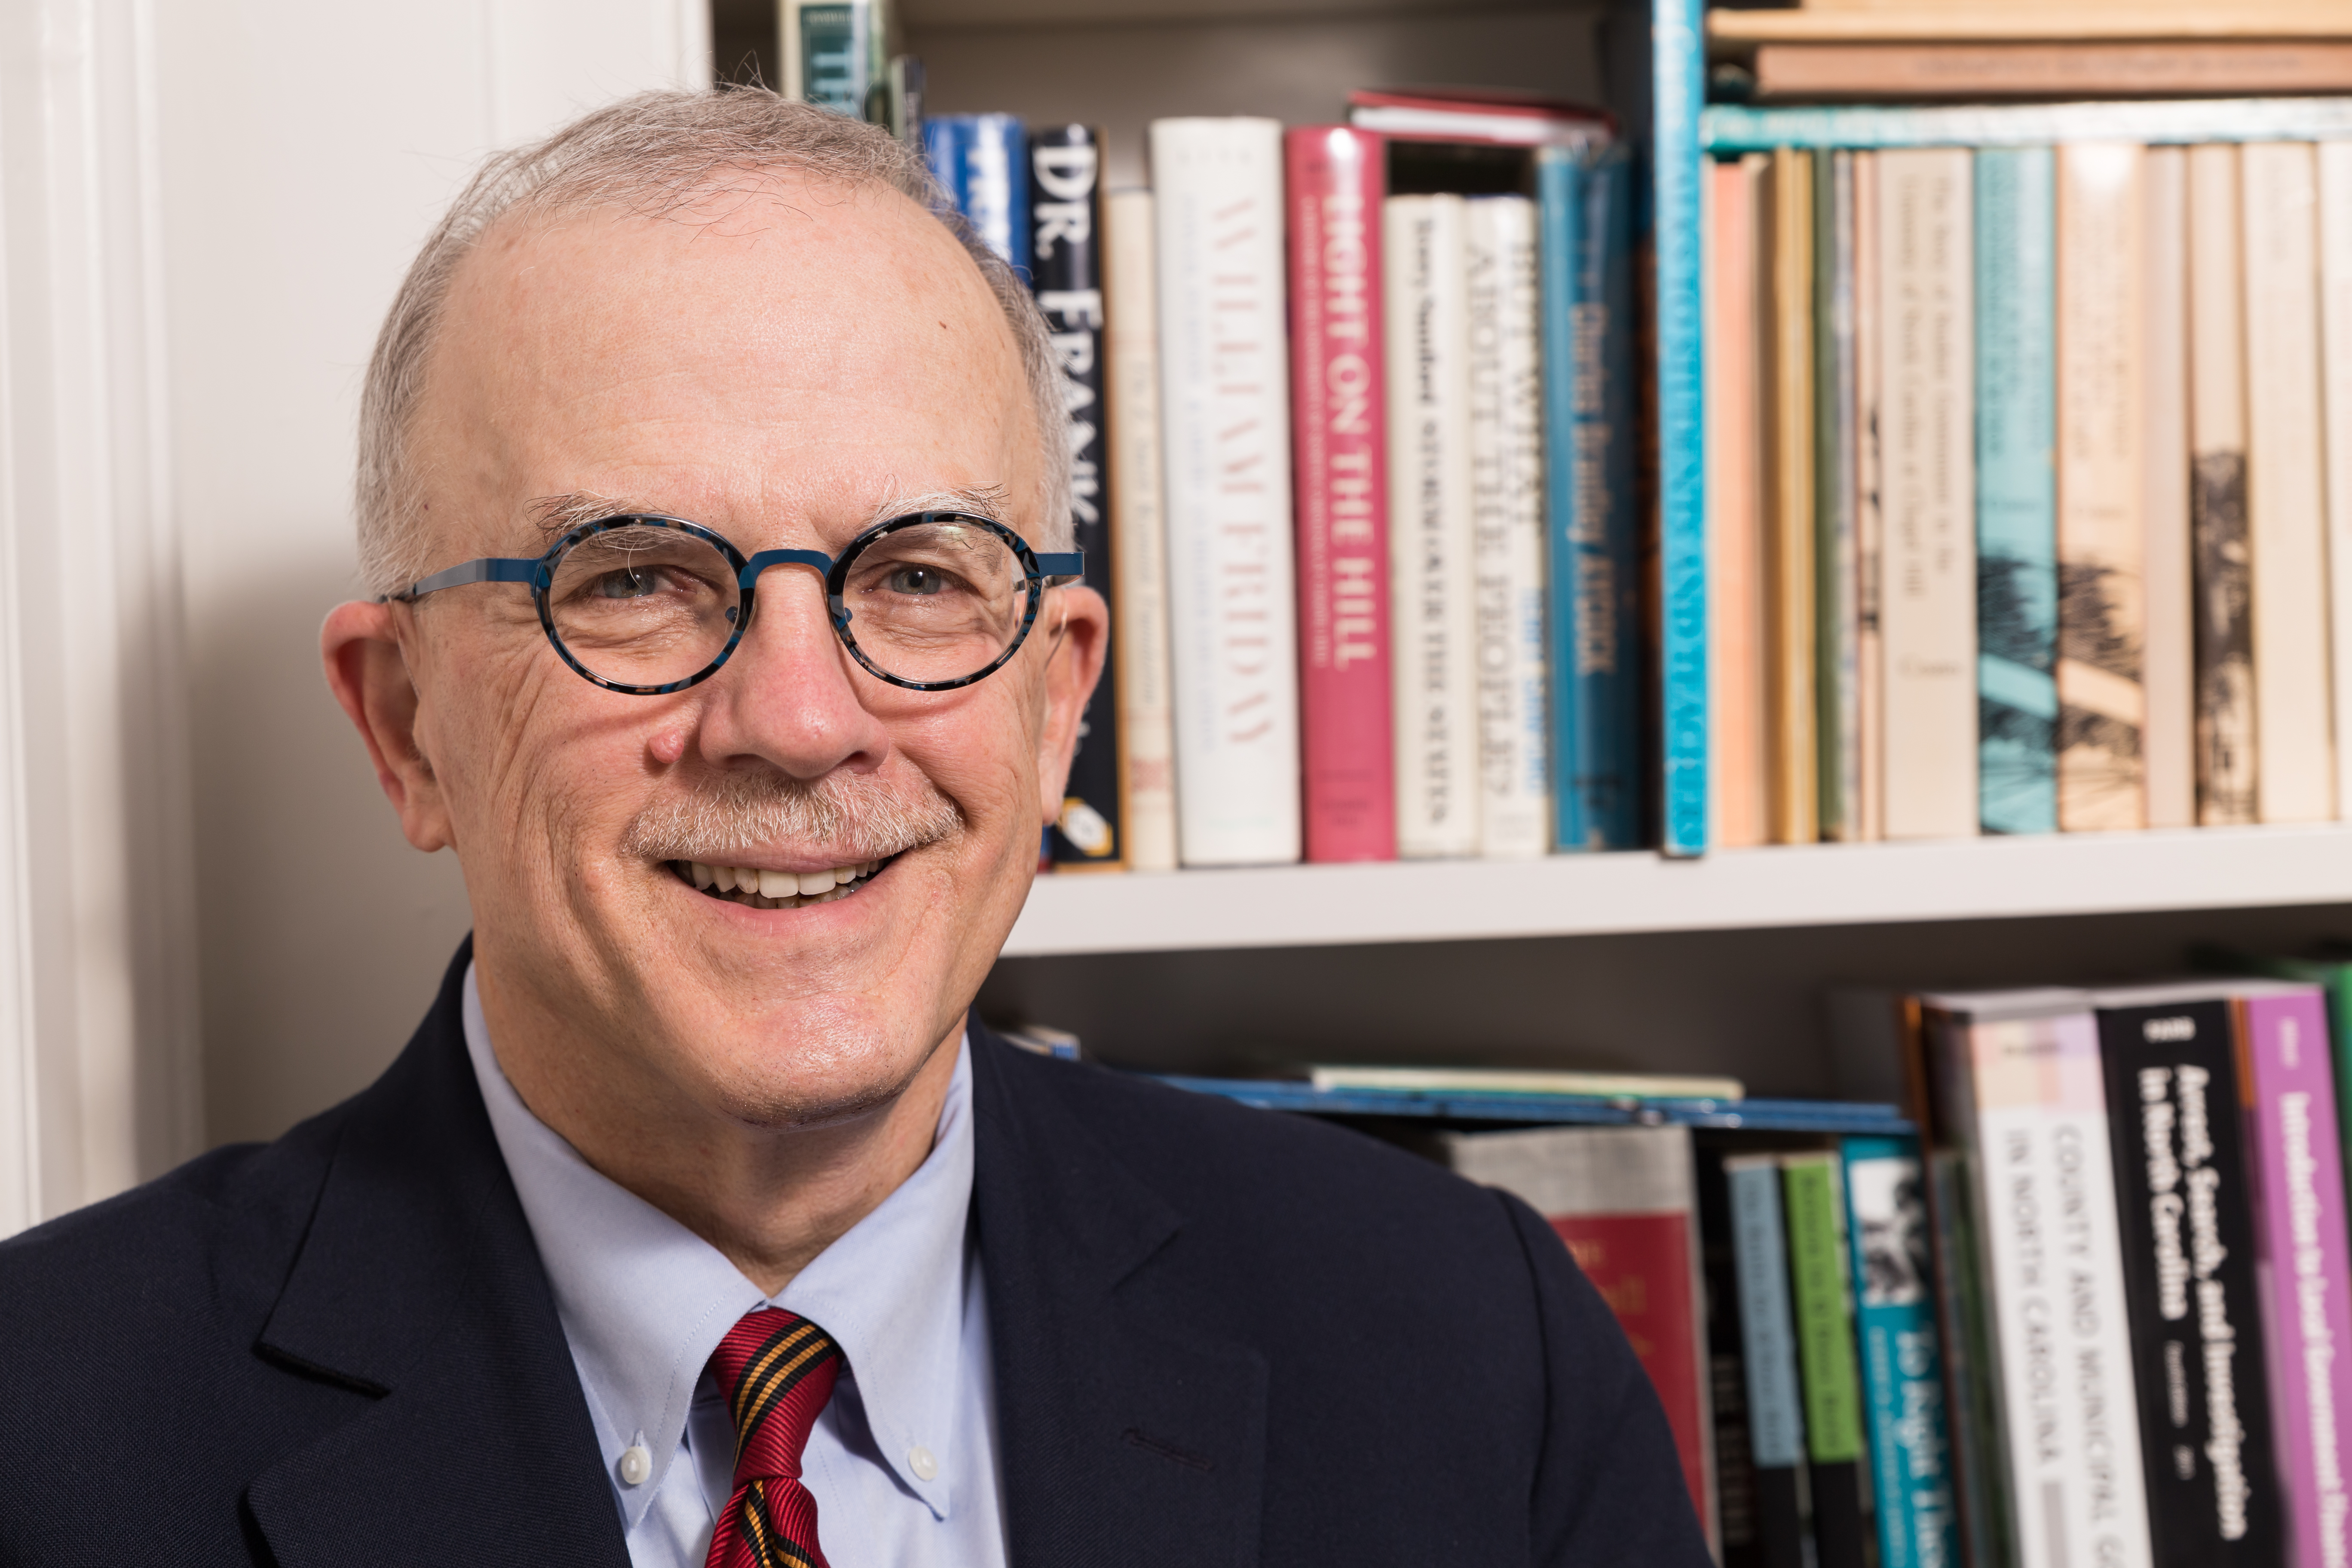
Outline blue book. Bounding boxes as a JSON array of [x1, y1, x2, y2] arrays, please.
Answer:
[[1727, 1155, 1814, 1568], [920, 114, 1030, 274], [1973, 149, 2058, 836], [1651, 0, 1709, 858], [1842, 1136, 1959, 1568], [1540, 143, 1642, 851]]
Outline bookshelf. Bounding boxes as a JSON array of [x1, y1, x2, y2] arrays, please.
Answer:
[[710, 0, 2352, 1093]]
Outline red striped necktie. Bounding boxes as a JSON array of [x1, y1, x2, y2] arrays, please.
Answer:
[[702, 1308, 843, 1568]]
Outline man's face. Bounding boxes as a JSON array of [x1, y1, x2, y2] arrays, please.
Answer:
[[355, 176, 1101, 1131]]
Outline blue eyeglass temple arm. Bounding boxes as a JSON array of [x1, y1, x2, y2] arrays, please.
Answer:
[[385, 549, 1086, 603]]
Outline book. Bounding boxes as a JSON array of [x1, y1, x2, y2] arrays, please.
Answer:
[[922, 114, 1029, 273], [1853, 151, 1886, 843], [2233, 981, 2352, 1568], [2091, 984, 2283, 1568], [1345, 87, 1613, 150], [2055, 141, 2149, 832], [1973, 146, 2058, 839], [1286, 126, 1396, 865], [1465, 193, 1551, 860], [1102, 189, 1178, 873], [1307, 1064, 1745, 1101], [1443, 1124, 1716, 1544], [2323, 143, 2352, 824], [1700, 1151, 1768, 1568], [1879, 149, 1980, 841], [1749, 42, 2352, 103], [780, 0, 894, 116], [1815, 151, 1862, 844], [1843, 1135, 1960, 1568], [1710, 154, 1770, 850], [1029, 125, 1121, 868], [2214, 948, 2352, 1201], [1541, 144, 1644, 851], [1781, 1151, 1871, 1568], [1385, 192, 1479, 859], [1149, 117, 1302, 867], [2241, 142, 2337, 825], [1762, 147, 1819, 845], [2187, 144, 2257, 827], [2142, 147, 2196, 832], [1918, 987, 2154, 1568], [1727, 1152, 1818, 1568]]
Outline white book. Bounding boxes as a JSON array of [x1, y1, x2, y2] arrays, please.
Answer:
[[1104, 189, 1178, 873], [2241, 142, 2337, 825], [1385, 193, 1480, 858], [2320, 141, 2352, 822], [2141, 148, 2196, 831], [1853, 150, 1886, 843], [2189, 146, 2257, 826], [1149, 118, 1302, 866], [1875, 149, 1979, 840], [1922, 991, 2155, 1568], [1465, 195, 1550, 861]]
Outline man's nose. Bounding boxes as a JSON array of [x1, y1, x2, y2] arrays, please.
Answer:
[[692, 565, 891, 779]]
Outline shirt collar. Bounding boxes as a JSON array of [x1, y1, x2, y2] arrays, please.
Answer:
[[459, 963, 976, 1527]]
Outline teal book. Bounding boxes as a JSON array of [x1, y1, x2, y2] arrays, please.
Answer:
[[1972, 149, 2057, 836], [1728, 1155, 1815, 1568], [1540, 144, 1642, 850], [1843, 1136, 1959, 1568], [1652, 0, 1709, 858]]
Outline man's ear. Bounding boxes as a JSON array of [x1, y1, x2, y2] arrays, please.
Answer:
[[322, 600, 454, 852], [1032, 583, 1110, 824]]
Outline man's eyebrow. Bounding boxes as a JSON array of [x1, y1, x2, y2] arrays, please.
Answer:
[[868, 485, 1010, 527], [527, 491, 645, 544]]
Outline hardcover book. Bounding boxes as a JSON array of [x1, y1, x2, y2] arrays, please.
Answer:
[[922, 114, 1029, 273], [2322, 142, 2352, 823], [2141, 148, 2196, 832], [1727, 1152, 1818, 1568], [1700, 1148, 1767, 1568], [1782, 1152, 1871, 1568], [1150, 117, 1302, 866], [1709, 154, 1770, 849], [1814, 151, 1862, 844], [1029, 126, 1122, 868], [1761, 147, 1819, 845], [1286, 125, 1396, 864], [1843, 1136, 1959, 1568], [1852, 151, 1886, 842], [781, 0, 893, 115], [2187, 145, 2257, 827]]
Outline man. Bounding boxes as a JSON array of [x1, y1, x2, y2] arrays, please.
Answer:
[[0, 91, 1706, 1567]]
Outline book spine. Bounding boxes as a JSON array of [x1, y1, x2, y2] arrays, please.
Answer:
[[2237, 986, 2352, 1568], [1879, 148, 1980, 841], [1973, 147, 2058, 838], [781, 0, 888, 113], [1816, 151, 1862, 844], [1467, 194, 1550, 860], [1285, 126, 1396, 864], [1843, 1135, 1960, 1568], [1541, 145, 1644, 851], [2096, 998, 2283, 1568], [923, 114, 1029, 273], [2321, 142, 2352, 824], [1655, 0, 1710, 859], [1762, 147, 1819, 845], [1965, 1011, 2155, 1568], [1729, 1155, 1819, 1568], [1709, 154, 1770, 850], [1854, 151, 1886, 843], [1782, 1152, 1871, 1568], [1150, 118, 1302, 866], [1385, 192, 1479, 858], [2242, 143, 2338, 825], [1702, 1151, 1768, 1568], [1030, 126, 1122, 868], [2056, 142, 2150, 833], [2142, 148, 2196, 832], [2188, 144, 2257, 827], [1102, 190, 1178, 873]]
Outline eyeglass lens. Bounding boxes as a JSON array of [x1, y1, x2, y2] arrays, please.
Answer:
[[544, 519, 1036, 689]]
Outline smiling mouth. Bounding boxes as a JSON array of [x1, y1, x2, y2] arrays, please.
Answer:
[[671, 856, 890, 911]]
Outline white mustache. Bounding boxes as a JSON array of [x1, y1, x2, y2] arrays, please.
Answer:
[[623, 769, 962, 863]]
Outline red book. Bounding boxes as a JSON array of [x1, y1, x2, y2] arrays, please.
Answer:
[[1286, 125, 1396, 863]]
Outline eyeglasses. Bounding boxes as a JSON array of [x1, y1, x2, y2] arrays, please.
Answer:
[[385, 511, 1084, 695]]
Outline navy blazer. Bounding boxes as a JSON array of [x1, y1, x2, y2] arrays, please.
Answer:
[[0, 944, 1709, 1566]]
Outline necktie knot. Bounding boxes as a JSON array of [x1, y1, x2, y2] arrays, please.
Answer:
[[704, 1308, 842, 1568]]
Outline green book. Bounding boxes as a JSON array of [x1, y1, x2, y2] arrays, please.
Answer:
[[1782, 1152, 1869, 1568]]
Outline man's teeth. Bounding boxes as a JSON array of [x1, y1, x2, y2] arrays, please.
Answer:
[[680, 858, 884, 910]]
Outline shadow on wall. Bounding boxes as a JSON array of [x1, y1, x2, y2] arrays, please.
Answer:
[[191, 557, 471, 1148]]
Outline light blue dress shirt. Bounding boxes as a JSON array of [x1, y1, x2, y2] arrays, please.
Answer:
[[460, 965, 1008, 1568]]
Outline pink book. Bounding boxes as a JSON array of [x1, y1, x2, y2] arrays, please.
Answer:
[[1286, 125, 1396, 862], [2237, 981, 2352, 1568]]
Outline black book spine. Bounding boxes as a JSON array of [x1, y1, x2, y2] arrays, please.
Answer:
[[2096, 998, 2282, 1568], [1027, 124, 1120, 867], [1701, 1147, 1766, 1568]]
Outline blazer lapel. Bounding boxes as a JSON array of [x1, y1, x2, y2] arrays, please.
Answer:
[[971, 1024, 1268, 1568], [246, 945, 628, 1568]]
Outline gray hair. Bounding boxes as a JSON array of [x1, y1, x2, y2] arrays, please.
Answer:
[[355, 87, 1071, 596]]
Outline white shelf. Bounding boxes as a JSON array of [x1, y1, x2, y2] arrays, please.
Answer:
[[1002, 822, 2352, 957]]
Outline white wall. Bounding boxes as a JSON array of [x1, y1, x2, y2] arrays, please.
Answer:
[[152, 0, 707, 1149]]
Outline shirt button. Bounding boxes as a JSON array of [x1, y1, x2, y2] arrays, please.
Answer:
[[907, 1444, 939, 1482], [619, 1443, 653, 1487]]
